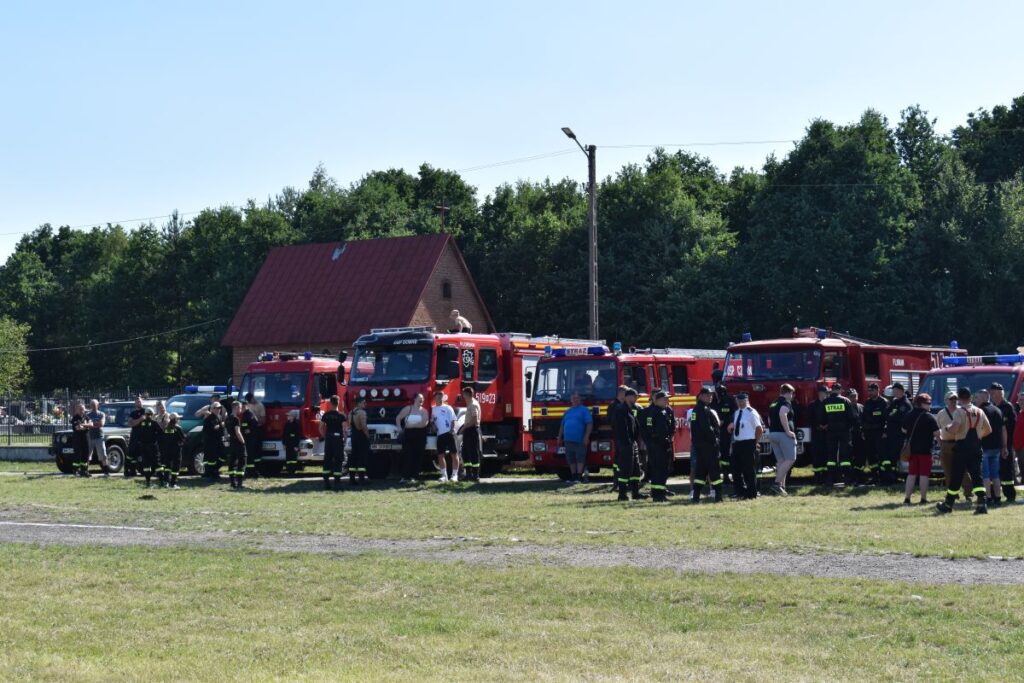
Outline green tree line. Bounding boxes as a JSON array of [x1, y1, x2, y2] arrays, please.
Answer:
[[2, 95, 1023, 392]]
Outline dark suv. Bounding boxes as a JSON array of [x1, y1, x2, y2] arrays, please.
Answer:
[[51, 401, 155, 474]]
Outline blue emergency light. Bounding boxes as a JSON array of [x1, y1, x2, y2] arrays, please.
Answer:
[[942, 354, 1024, 367], [544, 345, 553, 356], [184, 385, 230, 394], [741, 332, 752, 342], [950, 340, 959, 349], [304, 351, 313, 360], [612, 341, 622, 354], [816, 329, 828, 340]]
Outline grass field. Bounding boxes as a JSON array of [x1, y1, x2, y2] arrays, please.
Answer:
[[1, 544, 1022, 682], [2, 463, 1022, 558]]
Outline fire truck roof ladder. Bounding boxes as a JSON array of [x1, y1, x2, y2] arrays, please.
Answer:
[[629, 347, 727, 359], [369, 326, 436, 334]]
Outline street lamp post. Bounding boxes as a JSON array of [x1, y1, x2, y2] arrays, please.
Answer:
[[562, 127, 599, 341]]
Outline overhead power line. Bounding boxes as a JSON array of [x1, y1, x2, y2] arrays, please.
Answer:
[[11, 318, 224, 354]]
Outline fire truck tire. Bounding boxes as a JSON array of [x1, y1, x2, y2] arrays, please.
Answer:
[[556, 468, 571, 481], [259, 461, 284, 477], [367, 453, 393, 480], [480, 460, 503, 479]]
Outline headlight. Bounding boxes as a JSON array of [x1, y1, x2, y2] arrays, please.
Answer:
[[393, 388, 401, 398], [597, 441, 612, 452], [532, 441, 547, 453], [359, 389, 367, 398], [382, 389, 390, 398], [371, 389, 379, 398]]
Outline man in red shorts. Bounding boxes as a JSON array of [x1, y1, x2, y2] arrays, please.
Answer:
[[901, 393, 939, 505]]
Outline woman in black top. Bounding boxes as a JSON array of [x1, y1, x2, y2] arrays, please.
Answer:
[[70, 402, 91, 476], [396, 394, 429, 484], [901, 393, 939, 505]]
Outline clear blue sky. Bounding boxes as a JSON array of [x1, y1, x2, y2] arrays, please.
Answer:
[[1, 0, 1022, 260]]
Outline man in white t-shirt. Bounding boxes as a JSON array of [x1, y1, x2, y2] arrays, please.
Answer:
[[432, 391, 459, 482]]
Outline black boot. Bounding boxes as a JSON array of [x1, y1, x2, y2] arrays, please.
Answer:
[[334, 477, 342, 491], [170, 475, 178, 489], [691, 488, 701, 503], [712, 484, 724, 502], [323, 477, 331, 491], [616, 482, 628, 501], [630, 481, 647, 500], [359, 473, 367, 486], [350, 473, 357, 486]]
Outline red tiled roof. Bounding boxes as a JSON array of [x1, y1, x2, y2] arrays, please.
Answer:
[[222, 234, 453, 347]]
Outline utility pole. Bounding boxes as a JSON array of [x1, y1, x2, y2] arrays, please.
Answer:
[[562, 127, 599, 340], [435, 199, 450, 230]]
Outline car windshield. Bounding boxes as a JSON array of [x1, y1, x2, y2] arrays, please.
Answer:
[[919, 372, 1016, 411], [238, 372, 309, 407], [100, 404, 134, 428], [533, 359, 618, 402], [724, 349, 823, 381], [165, 395, 212, 419], [349, 346, 432, 384]]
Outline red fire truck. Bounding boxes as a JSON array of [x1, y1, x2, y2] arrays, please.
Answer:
[[237, 351, 350, 475], [722, 328, 965, 461], [529, 344, 727, 477], [345, 327, 594, 478]]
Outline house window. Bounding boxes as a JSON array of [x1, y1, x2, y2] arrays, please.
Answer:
[[442, 280, 452, 299]]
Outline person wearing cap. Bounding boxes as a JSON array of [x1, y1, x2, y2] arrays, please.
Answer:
[[822, 383, 857, 486], [937, 391, 973, 501], [768, 385, 798, 495], [861, 383, 888, 483], [159, 414, 186, 489], [709, 371, 738, 495], [612, 388, 645, 501], [138, 407, 162, 488], [728, 391, 763, 499], [937, 386, 991, 514], [283, 409, 303, 475], [689, 387, 723, 503], [201, 401, 225, 481], [808, 385, 829, 484], [881, 382, 912, 486], [975, 388, 1006, 507], [989, 382, 1018, 503], [645, 391, 675, 502]]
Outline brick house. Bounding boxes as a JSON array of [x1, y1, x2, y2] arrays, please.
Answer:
[[221, 234, 494, 380]]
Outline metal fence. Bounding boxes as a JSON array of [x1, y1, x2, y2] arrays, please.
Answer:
[[0, 388, 178, 446]]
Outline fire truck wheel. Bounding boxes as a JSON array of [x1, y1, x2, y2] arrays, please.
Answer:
[[367, 453, 393, 480], [259, 461, 284, 477], [480, 460, 502, 479], [556, 468, 571, 481]]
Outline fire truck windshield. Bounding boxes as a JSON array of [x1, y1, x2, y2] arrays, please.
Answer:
[[238, 372, 308, 407], [533, 359, 618, 402], [919, 371, 1016, 410], [724, 349, 823, 381], [350, 346, 432, 384]]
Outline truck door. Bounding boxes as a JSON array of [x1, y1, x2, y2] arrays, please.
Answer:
[[436, 344, 460, 400], [475, 346, 499, 419]]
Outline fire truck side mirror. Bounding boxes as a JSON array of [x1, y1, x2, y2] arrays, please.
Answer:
[[525, 370, 534, 399], [337, 351, 348, 364]]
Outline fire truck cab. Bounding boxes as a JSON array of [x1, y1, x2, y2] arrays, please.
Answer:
[[920, 353, 1024, 410], [529, 344, 726, 477], [346, 327, 593, 479], [236, 351, 349, 474], [722, 328, 964, 461]]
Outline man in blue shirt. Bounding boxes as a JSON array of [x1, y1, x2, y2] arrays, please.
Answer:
[[557, 392, 593, 484]]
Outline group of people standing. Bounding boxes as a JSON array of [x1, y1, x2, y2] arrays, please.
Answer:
[[194, 391, 266, 489]]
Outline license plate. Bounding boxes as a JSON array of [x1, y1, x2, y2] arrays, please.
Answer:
[[62, 448, 74, 454], [371, 443, 396, 451], [262, 442, 277, 450], [556, 447, 566, 455]]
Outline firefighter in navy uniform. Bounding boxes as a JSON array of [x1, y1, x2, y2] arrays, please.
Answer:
[[241, 401, 261, 481], [349, 396, 370, 486], [283, 410, 302, 475], [861, 383, 888, 484], [710, 372, 738, 496], [607, 386, 627, 485], [125, 397, 146, 478], [882, 383, 912, 485], [822, 383, 857, 486], [201, 403, 225, 481], [645, 391, 676, 502], [226, 403, 246, 489], [159, 414, 186, 489], [690, 387, 723, 503], [612, 388, 645, 501], [319, 395, 347, 491], [847, 389, 865, 484], [138, 407, 162, 488], [808, 385, 829, 484]]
